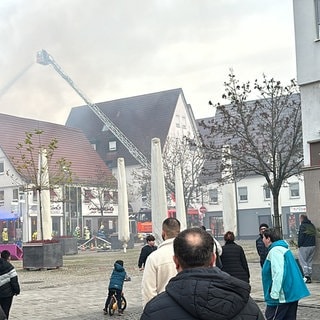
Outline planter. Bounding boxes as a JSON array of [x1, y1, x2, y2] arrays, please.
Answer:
[[55, 237, 78, 255], [23, 242, 63, 270]]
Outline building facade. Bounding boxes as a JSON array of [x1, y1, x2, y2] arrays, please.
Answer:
[[293, 0, 320, 279]]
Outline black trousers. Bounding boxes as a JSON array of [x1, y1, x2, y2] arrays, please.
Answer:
[[105, 289, 122, 311], [265, 301, 298, 320], [0, 296, 13, 319]]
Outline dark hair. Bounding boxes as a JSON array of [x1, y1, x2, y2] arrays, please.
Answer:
[[224, 231, 235, 242], [1, 250, 10, 260], [259, 223, 269, 229], [263, 228, 282, 243], [174, 227, 214, 269], [115, 260, 124, 267], [146, 235, 155, 242], [201, 226, 206, 231], [162, 218, 180, 238]]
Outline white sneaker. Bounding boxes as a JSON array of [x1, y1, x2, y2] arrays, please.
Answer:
[[303, 277, 308, 283]]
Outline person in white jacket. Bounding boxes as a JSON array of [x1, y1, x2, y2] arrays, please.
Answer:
[[141, 217, 180, 307]]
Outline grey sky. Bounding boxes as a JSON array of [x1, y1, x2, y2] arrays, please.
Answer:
[[0, 0, 296, 125]]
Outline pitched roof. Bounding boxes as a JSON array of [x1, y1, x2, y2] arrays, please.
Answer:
[[65, 88, 183, 167], [0, 113, 114, 185]]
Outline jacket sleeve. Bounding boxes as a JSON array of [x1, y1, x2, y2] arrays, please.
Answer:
[[138, 247, 147, 268], [297, 224, 305, 247], [10, 269, 20, 295], [240, 247, 250, 280], [141, 255, 157, 307], [269, 248, 284, 300]]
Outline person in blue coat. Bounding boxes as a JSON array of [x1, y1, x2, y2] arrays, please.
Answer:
[[262, 228, 310, 320], [103, 260, 126, 316]]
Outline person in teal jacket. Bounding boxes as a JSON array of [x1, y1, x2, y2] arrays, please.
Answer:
[[262, 228, 310, 320], [103, 260, 126, 316]]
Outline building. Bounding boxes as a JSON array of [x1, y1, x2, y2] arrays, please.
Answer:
[[197, 91, 305, 239], [0, 113, 117, 241], [198, 174, 305, 239], [66, 88, 200, 212], [293, 0, 320, 279]]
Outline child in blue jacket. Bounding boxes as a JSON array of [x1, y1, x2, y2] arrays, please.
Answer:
[[103, 260, 126, 315]]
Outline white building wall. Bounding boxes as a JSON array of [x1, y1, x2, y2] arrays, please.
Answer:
[[203, 174, 305, 217], [293, 0, 320, 166]]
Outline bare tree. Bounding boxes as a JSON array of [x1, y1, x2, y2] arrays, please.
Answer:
[[199, 74, 303, 234], [132, 136, 204, 211], [9, 129, 72, 240]]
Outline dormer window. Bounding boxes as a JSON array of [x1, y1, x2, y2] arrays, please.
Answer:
[[109, 141, 117, 151]]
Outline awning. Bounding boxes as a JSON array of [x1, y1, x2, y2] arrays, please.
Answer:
[[0, 211, 18, 221]]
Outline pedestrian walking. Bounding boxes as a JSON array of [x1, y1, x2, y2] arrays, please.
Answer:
[[138, 235, 157, 271], [256, 223, 269, 267], [103, 260, 127, 316], [0, 250, 20, 319], [262, 228, 310, 320], [141, 227, 264, 320], [220, 231, 250, 283], [298, 214, 316, 283], [141, 217, 180, 306]]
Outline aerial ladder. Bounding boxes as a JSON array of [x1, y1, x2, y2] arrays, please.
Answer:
[[36, 49, 151, 171]]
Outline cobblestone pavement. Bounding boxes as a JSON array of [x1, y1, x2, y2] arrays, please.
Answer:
[[7, 241, 320, 319]]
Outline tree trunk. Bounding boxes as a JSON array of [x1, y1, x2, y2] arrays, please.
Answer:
[[272, 191, 283, 237]]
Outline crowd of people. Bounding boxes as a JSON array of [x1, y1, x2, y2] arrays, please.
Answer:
[[0, 213, 316, 320], [97, 214, 315, 319]]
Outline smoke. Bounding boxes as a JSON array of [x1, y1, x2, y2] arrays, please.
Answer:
[[0, 0, 296, 125]]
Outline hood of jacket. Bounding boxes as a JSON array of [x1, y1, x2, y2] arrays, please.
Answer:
[[114, 262, 125, 272], [0, 258, 13, 275], [165, 267, 251, 320], [269, 239, 288, 251]]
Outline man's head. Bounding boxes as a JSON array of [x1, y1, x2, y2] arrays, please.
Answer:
[[1, 250, 10, 260], [162, 217, 180, 240], [259, 223, 269, 235], [262, 228, 281, 247], [299, 214, 307, 223], [173, 227, 214, 272], [146, 234, 156, 245]]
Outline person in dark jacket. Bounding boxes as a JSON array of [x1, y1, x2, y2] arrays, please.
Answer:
[[256, 223, 269, 267], [138, 235, 157, 270], [141, 227, 264, 320], [220, 231, 250, 283], [103, 260, 126, 316], [0, 250, 20, 319], [298, 214, 316, 283]]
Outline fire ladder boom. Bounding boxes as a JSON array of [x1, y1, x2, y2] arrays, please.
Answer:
[[36, 49, 151, 171]]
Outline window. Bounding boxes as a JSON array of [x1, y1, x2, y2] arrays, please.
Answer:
[[181, 116, 186, 129], [316, 0, 320, 38], [32, 187, 37, 202], [208, 188, 218, 204], [12, 189, 19, 202], [289, 182, 300, 198], [112, 191, 118, 204], [238, 187, 248, 202], [84, 189, 95, 203], [109, 141, 117, 151], [263, 186, 271, 200], [0, 161, 4, 174], [175, 115, 180, 128], [91, 143, 96, 150], [0, 190, 4, 206]]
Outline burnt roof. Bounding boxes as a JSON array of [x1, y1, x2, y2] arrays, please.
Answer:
[[65, 88, 184, 167], [0, 113, 115, 185]]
